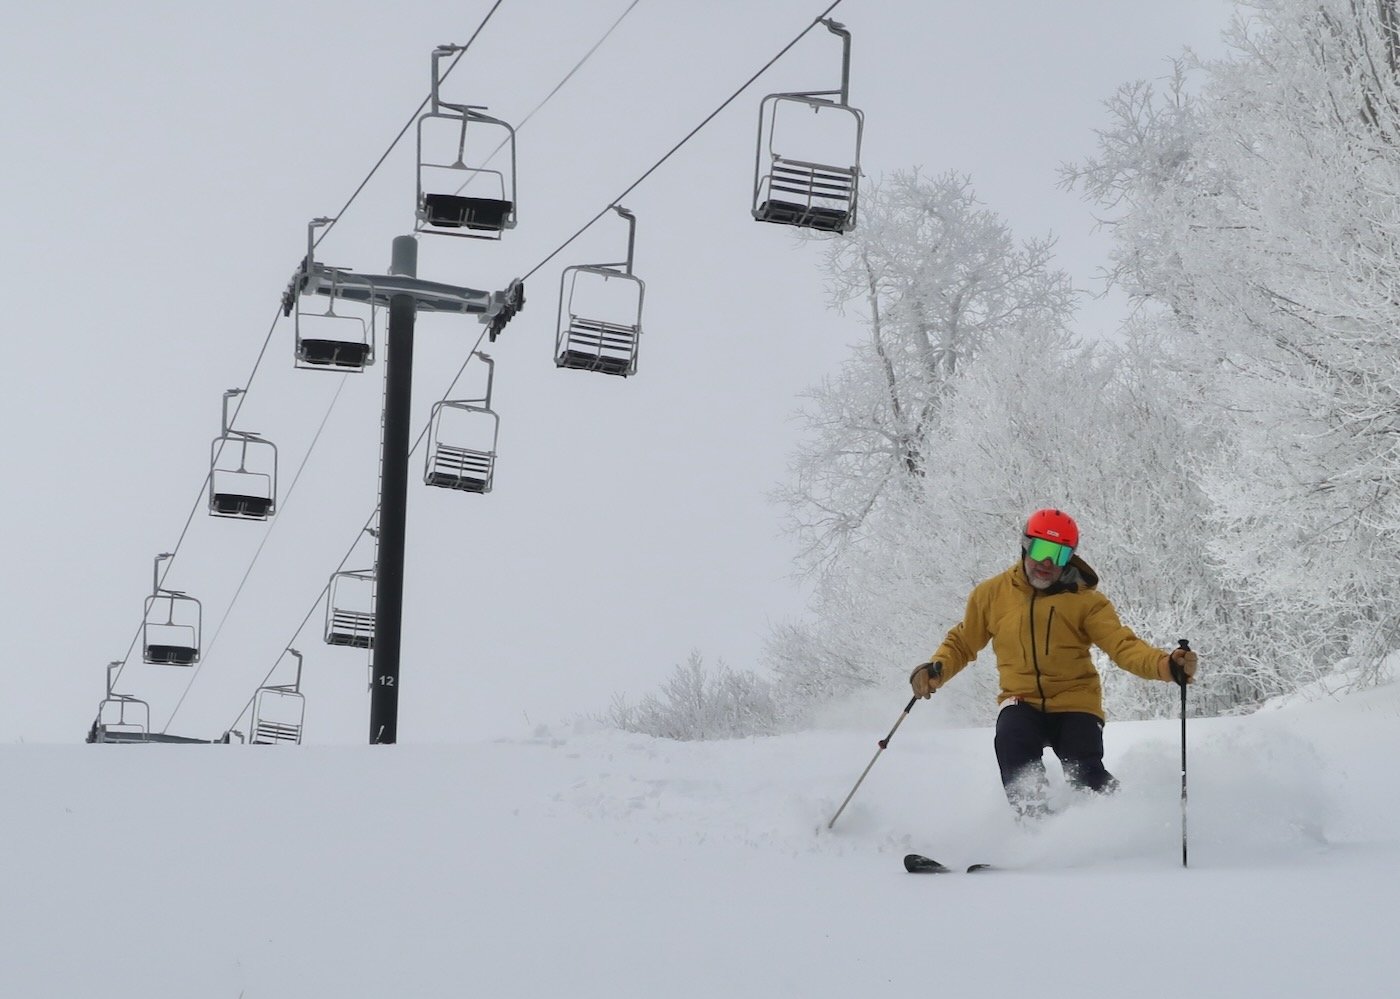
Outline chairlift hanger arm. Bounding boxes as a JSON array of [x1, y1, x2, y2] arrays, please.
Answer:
[[219, 387, 263, 440], [819, 17, 852, 106], [614, 205, 637, 276]]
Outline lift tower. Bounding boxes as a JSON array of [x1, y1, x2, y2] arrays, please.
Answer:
[[284, 223, 523, 743]]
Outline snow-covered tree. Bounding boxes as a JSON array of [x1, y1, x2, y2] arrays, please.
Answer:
[[779, 171, 1076, 573], [1066, 0, 1400, 693]]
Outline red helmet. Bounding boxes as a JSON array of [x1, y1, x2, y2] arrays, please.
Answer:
[[1024, 508, 1079, 549]]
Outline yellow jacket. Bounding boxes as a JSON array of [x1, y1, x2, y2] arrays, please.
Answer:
[[929, 557, 1167, 720]]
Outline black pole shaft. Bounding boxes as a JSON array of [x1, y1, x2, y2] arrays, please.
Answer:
[[1177, 638, 1190, 868], [369, 285, 416, 745], [1180, 676, 1188, 867]]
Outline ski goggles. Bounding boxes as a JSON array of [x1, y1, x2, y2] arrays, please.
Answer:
[[1024, 536, 1074, 568]]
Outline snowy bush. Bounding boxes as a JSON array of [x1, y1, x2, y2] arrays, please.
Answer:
[[599, 652, 789, 741]]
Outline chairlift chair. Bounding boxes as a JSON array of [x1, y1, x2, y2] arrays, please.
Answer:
[[209, 388, 277, 520], [555, 206, 645, 377], [88, 661, 152, 743], [143, 553, 201, 666], [294, 281, 376, 372], [752, 19, 864, 233], [325, 569, 375, 649], [290, 218, 376, 371], [250, 650, 306, 745], [416, 44, 518, 238], [426, 353, 500, 493]]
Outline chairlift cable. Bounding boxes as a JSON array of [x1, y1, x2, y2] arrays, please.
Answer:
[[519, 0, 846, 285]]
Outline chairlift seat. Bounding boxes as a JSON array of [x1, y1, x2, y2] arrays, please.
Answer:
[[754, 158, 856, 232], [422, 194, 514, 232], [96, 729, 212, 744], [557, 317, 639, 377], [297, 339, 372, 370], [89, 724, 148, 743], [755, 200, 851, 232], [145, 644, 198, 666], [558, 350, 635, 377], [426, 445, 493, 492], [210, 492, 273, 519]]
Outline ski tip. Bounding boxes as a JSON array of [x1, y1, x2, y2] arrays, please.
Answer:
[[966, 863, 996, 873], [903, 853, 952, 874]]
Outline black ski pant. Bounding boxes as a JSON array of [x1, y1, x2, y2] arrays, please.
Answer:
[[993, 701, 1118, 816]]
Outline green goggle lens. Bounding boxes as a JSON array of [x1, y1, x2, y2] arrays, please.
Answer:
[[1025, 536, 1074, 567]]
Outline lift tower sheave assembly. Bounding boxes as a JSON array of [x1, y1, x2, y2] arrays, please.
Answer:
[[283, 225, 523, 744]]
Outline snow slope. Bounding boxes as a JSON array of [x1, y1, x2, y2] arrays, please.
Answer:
[[4, 681, 1396, 998]]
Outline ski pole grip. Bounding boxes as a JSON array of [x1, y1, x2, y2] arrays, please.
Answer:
[[1170, 638, 1191, 686]]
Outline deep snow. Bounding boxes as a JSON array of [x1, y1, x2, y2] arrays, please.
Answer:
[[4, 677, 1396, 998]]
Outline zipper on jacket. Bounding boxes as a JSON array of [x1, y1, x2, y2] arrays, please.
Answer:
[[1044, 607, 1056, 656], [1028, 592, 1047, 712]]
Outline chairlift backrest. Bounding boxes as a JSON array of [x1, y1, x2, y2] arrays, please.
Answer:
[[325, 569, 376, 649], [751, 19, 864, 233], [251, 687, 305, 745], [555, 207, 646, 378], [415, 45, 518, 239]]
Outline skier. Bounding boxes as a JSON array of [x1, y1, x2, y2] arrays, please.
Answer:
[[909, 508, 1198, 818]]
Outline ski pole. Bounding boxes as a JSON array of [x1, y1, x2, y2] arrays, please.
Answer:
[[827, 664, 940, 830], [1171, 638, 1191, 868]]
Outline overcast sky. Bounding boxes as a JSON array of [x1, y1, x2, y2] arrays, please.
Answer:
[[1, 0, 1233, 744]]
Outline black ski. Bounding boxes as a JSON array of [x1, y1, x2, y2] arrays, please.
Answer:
[[904, 854, 997, 874], [903, 854, 952, 873]]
